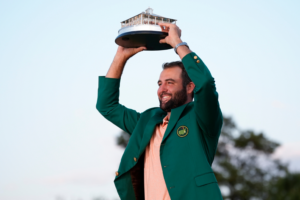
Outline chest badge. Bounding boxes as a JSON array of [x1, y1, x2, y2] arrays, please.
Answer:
[[177, 126, 189, 137]]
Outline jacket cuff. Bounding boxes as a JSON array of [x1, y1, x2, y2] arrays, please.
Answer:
[[182, 52, 201, 64]]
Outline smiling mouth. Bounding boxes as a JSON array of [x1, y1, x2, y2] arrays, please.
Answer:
[[161, 95, 171, 103]]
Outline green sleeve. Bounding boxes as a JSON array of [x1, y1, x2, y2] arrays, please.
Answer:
[[96, 76, 141, 135], [182, 52, 223, 137]]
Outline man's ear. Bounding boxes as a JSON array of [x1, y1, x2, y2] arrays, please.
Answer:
[[186, 82, 195, 95]]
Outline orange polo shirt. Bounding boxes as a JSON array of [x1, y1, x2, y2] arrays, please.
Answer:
[[144, 115, 171, 200]]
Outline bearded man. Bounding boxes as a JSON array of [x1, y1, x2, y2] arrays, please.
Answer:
[[96, 23, 223, 200]]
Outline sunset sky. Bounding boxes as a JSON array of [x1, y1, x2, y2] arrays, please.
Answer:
[[1, 1, 299, 199]]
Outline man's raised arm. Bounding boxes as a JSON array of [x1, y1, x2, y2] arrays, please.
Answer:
[[159, 23, 223, 137], [106, 46, 146, 78], [96, 46, 146, 135], [181, 52, 223, 137]]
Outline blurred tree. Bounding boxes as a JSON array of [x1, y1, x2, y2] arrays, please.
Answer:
[[267, 173, 300, 200], [116, 116, 298, 200], [213, 117, 288, 200], [116, 131, 130, 148]]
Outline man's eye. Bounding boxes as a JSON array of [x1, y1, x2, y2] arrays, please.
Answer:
[[168, 82, 173, 84]]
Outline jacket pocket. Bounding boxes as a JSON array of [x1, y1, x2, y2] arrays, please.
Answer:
[[194, 172, 217, 187]]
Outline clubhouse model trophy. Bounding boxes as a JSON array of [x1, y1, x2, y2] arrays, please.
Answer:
[[115, 8, 177, 50]]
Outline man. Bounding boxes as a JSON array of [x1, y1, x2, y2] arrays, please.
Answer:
[[96, 23, 223, 200]]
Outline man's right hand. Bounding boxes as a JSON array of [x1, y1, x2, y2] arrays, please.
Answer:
[[106, 46, 146, 79], [115, 46, 146, 61]]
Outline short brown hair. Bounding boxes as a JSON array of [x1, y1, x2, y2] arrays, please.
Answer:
[[162, 61, 194, 98]]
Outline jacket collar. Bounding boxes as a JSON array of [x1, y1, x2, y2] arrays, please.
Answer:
[[138, 103, 189, 156], [162, 103, 189, 143]]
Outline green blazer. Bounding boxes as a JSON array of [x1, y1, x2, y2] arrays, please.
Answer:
[[96, 52, 223, 200]]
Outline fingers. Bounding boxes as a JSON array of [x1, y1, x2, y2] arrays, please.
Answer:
[[134, 46, 147, 53], [158, 22, 171, 27], [158, 22, 172, 32], [158, 22, 179, 29], [159, 38, 166, 44], [158, 23, 181, 36], [159, 25, 169, 33]]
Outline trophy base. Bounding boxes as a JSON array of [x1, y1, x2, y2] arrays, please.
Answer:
[[115, 31, 172, 51]]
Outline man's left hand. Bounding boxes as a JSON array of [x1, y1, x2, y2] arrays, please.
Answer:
[[158, 23, 182, 48]]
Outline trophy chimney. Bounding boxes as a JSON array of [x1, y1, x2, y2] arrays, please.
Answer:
[[145, 7, 153, 14]]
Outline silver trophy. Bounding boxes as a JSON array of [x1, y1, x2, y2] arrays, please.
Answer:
[[115, 8, 177, 50]]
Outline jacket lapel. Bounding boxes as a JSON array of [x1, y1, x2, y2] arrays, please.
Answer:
[[162, 103, 189, 143], [138, 110, 166, 157]]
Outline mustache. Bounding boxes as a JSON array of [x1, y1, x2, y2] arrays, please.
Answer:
[[160, 92, 172, 99]]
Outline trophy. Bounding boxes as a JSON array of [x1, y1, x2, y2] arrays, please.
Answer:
[[115, 8, 177, 50]]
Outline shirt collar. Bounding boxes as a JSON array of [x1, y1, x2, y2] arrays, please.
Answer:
[[162, 115, 169, 127]]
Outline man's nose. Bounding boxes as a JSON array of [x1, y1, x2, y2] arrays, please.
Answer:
[[159, 84, 168, 93], [158, 86, 166, 96]]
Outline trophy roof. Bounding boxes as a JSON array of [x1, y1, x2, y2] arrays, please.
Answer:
[[120, 8, 176, 23]]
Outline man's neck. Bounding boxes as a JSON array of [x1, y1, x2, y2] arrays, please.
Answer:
[[167, 112, 171, 119]]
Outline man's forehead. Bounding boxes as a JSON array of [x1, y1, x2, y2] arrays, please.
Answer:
[[159, 67, 182, 81]]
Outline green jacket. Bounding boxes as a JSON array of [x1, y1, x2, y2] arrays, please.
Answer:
[[96, 52, 223, 200]]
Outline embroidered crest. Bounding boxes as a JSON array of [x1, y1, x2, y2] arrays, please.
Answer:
[[177, 126, 189, 137]]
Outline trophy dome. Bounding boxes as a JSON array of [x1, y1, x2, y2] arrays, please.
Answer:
[[115, 8, 177, 50], [145, 8, 153, 14]]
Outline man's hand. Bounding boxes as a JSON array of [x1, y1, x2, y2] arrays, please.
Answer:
[[158, 23, 182, 48], [158, 23, 191, 59], [115, 46, 146, 61], [106, 46, 146, 79]]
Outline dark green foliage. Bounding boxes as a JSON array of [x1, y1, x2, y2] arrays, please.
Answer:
[[234, 130, 279, 154], [267, 173, 300, 200], [213, 117, 289, 200], [116, 116, 299, 199], [116, 131, 130, 148]]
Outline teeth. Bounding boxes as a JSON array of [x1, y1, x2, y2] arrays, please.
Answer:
[[162, 96, 171, 101]]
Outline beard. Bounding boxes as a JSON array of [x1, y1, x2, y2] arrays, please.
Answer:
[[159, 87, 188, 112]]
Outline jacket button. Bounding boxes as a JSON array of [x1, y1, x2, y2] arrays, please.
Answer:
[[197, 60, 200, 63], [115, 171, 119, 176], [194, 56, 197, 59], [134, 157, 137, 162]]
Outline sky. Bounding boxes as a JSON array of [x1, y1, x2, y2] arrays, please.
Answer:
[[0, 0, 300, 200]]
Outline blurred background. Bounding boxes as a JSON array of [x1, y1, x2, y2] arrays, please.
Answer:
[[0, 0, 299, 199]]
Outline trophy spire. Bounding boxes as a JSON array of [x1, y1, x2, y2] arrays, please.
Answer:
[[145, 7, 153, 14]]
